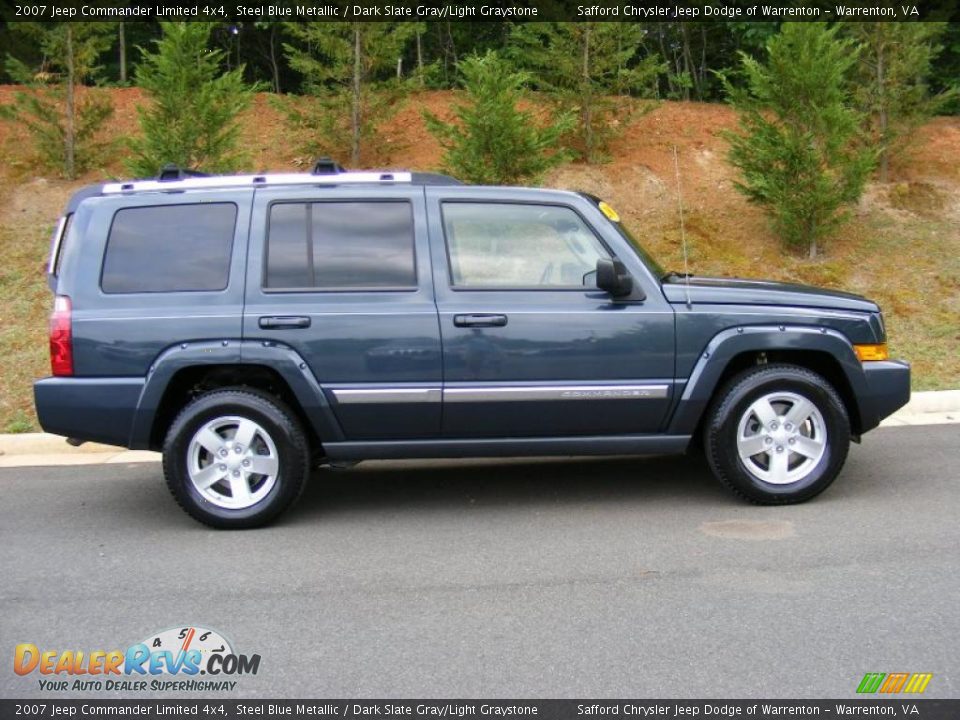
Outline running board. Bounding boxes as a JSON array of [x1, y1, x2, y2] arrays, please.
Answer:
[[323, 435, 692, 461]]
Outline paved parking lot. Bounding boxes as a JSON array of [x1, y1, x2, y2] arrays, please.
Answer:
[[1, 425, 957, 698]]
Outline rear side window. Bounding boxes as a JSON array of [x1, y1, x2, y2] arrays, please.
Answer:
[[265, 201, 416, 290], [101, 203, 237, 293]]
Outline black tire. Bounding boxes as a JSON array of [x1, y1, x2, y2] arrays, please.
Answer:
[[162, 388, 310, 529], [704, 364, 850, 505]]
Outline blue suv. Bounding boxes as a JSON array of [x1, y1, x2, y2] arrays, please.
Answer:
[[35, 166, 910, 527]]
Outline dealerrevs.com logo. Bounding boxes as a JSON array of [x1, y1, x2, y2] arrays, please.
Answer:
[[13, 625, 260, 693]]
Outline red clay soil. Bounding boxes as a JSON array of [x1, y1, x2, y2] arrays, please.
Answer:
[[3, 83, 957, 188], [1, 85, 958, 273]]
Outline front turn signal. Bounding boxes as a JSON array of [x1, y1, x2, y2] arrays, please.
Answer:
[[854, 343, 889, 362]]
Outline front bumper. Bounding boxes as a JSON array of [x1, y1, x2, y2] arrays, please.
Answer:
[[858, 360, 911, 433]]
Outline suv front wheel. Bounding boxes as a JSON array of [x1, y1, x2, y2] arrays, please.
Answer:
[[162, 388, 310, 528], [704, 364, 851, 504]]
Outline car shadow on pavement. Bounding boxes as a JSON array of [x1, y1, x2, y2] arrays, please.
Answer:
[[287, 453, 726, 522]]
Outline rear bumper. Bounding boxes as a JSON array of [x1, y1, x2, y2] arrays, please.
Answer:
[[34, 377, 145, 447], [858, 360, 911, 433]]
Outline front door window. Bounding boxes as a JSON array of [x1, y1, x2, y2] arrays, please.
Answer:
[[442, 203, 610, 289]]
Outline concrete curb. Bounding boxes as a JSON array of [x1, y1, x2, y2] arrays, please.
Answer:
[[899, 389, 960, 413], [877, 389, 960, 427], [0, 433, 160, 467], [1, 389, 957, 468]]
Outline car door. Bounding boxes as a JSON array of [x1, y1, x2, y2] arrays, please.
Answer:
[[244, 185, 442, 440], [426, 188, 676, 438]]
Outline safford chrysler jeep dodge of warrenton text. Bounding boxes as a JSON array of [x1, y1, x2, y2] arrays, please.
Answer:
[[35, 164, 910, 527]]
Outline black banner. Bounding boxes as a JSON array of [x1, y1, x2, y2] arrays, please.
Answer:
[[2, 0, 957, 23], [1, 700, 959, 720]]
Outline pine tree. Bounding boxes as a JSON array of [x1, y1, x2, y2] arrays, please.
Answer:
[[509, 23, 664, 162], [722, 23, 875, 259], [282, 22, 414, 167], [127, 22, 255, 177], [847, 22, 954, 182], [0, 23, 114, 179], [424, 51, 572, 185]]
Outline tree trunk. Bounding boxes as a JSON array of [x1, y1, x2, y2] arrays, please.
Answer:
[[351, 24, 362, 166], [877, 42, 889, 183], [667, 23, 688, 101], [615, 25, 623, 95], [680, 24, 699, 100], [446, 21, 457, 65], [581, 27, 593, 162], [64, 25, 76, 179], [416, 29, 424, 86], [657, 25, 674, 98], [437, 24, 448, 86], [119, 22, 127, 84], [269, 24, 281, 93], [699, 25, 708, 95]]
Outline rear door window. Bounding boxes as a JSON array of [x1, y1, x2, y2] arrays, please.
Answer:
[[264, 201, 416, 291], [101, 203, 237, 293]]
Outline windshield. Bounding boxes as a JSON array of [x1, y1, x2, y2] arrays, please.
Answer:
[[579, 194, 666, 278]]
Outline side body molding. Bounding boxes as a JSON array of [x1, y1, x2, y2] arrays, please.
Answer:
[[666, 325, 868, 435], [128, 340, 344, 449]]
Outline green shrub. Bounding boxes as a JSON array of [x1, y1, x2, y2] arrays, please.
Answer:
[[424, 51, 572, 185], [722, 23, 875, 258], [0, 23, 114, 178], [127, 22, 254, 177]]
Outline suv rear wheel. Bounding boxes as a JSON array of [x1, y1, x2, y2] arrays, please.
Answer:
[[162, 388, 309, 528], [704, 364, 850, 504]]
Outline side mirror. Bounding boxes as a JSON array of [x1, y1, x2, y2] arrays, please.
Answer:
[[596, 258, 635, 298]]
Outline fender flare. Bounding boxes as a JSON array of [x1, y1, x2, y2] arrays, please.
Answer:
[[666, 325, 868, 435], [128, 340, 343, 449]]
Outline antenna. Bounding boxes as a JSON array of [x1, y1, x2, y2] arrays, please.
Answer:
[[672, 145, 692, 310]]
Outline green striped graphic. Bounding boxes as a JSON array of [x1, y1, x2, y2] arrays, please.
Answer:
[[857, 673, 886, 693]]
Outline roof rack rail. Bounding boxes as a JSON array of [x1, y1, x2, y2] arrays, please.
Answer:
[[101, 170, 414, 195]]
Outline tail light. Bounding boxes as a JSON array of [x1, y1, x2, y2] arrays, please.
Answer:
[[49, 295, 73, 376]]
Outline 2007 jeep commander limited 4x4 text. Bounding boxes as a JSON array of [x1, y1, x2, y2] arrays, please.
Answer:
[[35, 165, 910, 528]]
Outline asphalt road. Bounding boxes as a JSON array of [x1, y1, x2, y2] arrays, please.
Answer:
[[1, 425, 957, 699]]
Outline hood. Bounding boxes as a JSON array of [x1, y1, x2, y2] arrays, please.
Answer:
[[661, 276, 879, 313]]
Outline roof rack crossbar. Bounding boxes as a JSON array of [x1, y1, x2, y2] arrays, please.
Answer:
[[158, 163, 209, 182], [312, 157, 346, 175], [101, 171, 413, 195]]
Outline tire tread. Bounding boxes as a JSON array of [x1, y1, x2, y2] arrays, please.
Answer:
[[704, 363, 850, 505], [162, 387, 310, 528]]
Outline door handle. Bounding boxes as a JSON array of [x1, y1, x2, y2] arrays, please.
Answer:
[[259, 316, 311, 329], [453, 314, 508, 328]]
